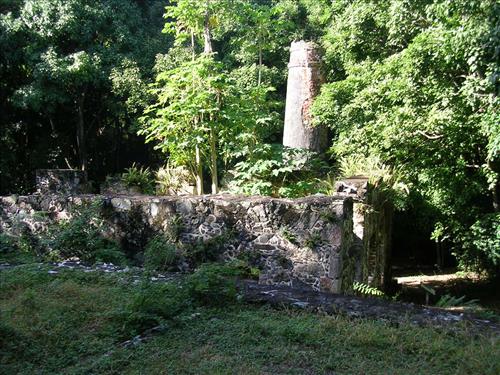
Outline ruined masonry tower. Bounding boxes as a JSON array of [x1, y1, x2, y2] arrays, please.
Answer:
[[283, 41, 328, 153]]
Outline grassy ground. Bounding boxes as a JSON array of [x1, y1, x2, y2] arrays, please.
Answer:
[[1, 266, 499, 375]]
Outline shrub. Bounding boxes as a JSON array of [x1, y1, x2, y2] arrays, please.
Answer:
[[156, 163, 195, 195], [144, 235, 181, 272], [121, 163, 155, 195], [0, 233, 15, 253], [184, 231, 234, 267], [43, 202, 127, 265], [226, 144, 329, 198], [185, 263, 241, 307], [459, 213, 500, 276], [120, 281, 189, 336], [121, 263, 245, 335]]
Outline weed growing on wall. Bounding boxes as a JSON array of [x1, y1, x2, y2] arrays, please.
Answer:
[[143, 236, 181, 272], [164, 214, 184, 242], [279, 226, 297, 244], [42, 202, 127, 265], [184, 230, 235, 267], [155, 163, 195, 195], [304, 231, 323, 249]]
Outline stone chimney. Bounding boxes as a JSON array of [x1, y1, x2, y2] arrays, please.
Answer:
[[283, 41, 328, 153]]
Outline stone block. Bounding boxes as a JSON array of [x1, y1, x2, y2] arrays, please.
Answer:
[[36, 169, 87, 195]]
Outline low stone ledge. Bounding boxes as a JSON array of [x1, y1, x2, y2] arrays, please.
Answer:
[[240, 281, 500, 333]]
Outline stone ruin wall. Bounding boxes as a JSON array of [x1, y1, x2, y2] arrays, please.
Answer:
[[36, 169, 88, 195], [335, 178, 393, 290], [0, 193, 357, 294]]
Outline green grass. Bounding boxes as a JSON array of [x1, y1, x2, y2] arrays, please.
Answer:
[[1, 266, 499, 375]]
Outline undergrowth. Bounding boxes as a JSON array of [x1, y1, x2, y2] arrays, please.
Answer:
[[42, 202, 127, 265], [0, 265, 498, 375]]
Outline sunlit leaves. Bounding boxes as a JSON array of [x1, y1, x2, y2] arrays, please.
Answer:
[[313, 0, 500, 273]]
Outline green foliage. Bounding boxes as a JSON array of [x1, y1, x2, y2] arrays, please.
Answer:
[[142, 0, 287, 195], [339, 154, 409, 209], [142, 52, 276, 194], [312, 0, 500, 275], [184, 263, 241, 307], [459, 213, 500, 274], [226, 144, 329, 198], [184, 231, 234, 267], [226, 259, 261, 280], [0, 0, 169, 191], [43, 202, 126, 265], [155, 163, 195, 195], [121, 163, 155, 194], [2, 0, 499, 278], [2, 266, 499, 374], [143, 236, 180, 272], [353, 282, 385, 297], [435, 294, 479, 309]]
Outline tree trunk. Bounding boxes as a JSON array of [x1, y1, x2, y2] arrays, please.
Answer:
[[209, 126, 218, 194], [114, 121, 122, 173], [203, 3, 216, 193], [195, 144, 204, 195], [76, 93, 88, 172], [258, 45, 262, 86], [436, 240, 444, 270], [203, 6, 213, 54], [191, 29, 204, 195], [191, 29, 196, 60], [488, 160, 499, 212]]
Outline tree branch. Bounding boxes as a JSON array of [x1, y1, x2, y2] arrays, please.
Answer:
[[415, 130, 444, 140]]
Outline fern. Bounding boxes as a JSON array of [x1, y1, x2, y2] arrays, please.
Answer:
[[435, 294, 480, 308], [353, 282, 384, 297]]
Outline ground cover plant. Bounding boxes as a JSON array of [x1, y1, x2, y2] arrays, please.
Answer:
[[0, 266, 499, 375]]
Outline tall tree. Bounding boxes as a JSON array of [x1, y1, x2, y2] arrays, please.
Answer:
[[1, 0, 169, 179], [312, 0, 500, 274], [142, 0, 278, 195]]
